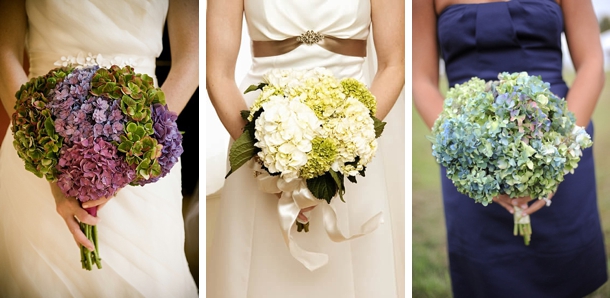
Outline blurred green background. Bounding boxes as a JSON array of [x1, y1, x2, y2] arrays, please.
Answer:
[[412, 71, 610, 297]]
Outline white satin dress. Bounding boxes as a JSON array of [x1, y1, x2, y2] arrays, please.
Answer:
[[0, 1, 198, 297], [207, 0, 403, 297]]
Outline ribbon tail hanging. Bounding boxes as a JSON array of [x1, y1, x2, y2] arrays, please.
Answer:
[[322, 203, 384, 242], [278, 195, 328, 271]]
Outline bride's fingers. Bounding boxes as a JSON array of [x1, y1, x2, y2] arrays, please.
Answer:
[[492, 196, 514, 214], [74, 207, 99, 226], [521, 199, 546, 217], [81, 196, 111, 209], [65, 216, 95, 251], [297, 212, 309, 223], [301, 206, 315, 213], [511, 196, 531, 210]]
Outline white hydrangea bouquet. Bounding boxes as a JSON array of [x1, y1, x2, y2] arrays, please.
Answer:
[[226, 68, 385, 232], [428, 72, 592, 245]]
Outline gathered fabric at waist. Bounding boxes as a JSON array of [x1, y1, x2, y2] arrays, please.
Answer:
[[27, 51, 157, 80]]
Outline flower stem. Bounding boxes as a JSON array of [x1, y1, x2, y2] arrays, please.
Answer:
[[513, 206, 532, 246]]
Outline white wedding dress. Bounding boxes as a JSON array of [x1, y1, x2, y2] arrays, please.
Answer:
[[207, 0, 404, 297], [0, 1, 198, 297]]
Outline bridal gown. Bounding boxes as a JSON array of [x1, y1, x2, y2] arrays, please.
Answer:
[[207, 0, 402, 297], [0, 1, 198, 297], [438, 0, 607, 297]]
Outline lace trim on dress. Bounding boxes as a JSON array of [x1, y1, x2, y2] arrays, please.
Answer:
[[53, 52, 153, 68]]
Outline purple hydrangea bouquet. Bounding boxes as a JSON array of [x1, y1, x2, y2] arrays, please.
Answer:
[[11, 65, 183, 270]]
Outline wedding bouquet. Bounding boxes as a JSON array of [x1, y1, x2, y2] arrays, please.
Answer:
[[12, 65, 183, 270], [428, 72, 592, 245], [226, 68, 385, 232]]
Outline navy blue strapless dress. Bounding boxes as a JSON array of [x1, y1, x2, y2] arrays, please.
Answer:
[[437, 1, 607, 297]]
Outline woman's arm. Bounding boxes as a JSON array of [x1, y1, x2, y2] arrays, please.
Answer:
[[412, 0, 445, 129], [0, 0, 28, 116], [370, 0, 405, 120], [520, 0, 604, 217], [162, 0, 199, 114], [0, 0, 99, 251], [562, 0, 604, 127], [206, 0, 247, 140]]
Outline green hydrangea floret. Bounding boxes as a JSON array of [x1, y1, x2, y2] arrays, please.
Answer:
[[300, 137, 338, 179], [340, 78, 377, 115]]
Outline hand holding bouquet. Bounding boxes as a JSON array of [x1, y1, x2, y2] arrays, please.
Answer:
[[428, 72, 592, 245], [12, 65, 183, 270]]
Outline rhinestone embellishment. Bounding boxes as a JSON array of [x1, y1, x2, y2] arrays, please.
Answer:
[[297, 30, 325, 45]]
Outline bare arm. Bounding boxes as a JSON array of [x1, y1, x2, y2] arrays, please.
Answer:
[[206, 0, 247, 140], [561, 0, 604, 127], [369, 0, 405, 120], [162, 0, 199, 114], [0, 0, 28, 117], [412, 0, 445, 129]]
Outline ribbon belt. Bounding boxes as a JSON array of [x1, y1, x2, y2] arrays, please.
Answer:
[[251, 30, 367, 58], [252, 161, 384, 271]]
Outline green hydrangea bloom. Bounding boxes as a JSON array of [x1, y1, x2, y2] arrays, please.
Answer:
[[300, 137, 337, 179], [340, 78, 377, 115], [298, 76, 345, 120], [12, 67, 73, 181]]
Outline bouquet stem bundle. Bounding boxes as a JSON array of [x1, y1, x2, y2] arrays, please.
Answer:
[[513, 206, 531, 245]]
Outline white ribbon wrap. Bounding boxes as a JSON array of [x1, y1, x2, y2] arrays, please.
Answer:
[[252, 162, 384, 271]]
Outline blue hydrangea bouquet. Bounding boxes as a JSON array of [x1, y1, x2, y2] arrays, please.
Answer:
[[12, 65, 183, 270], [428, 72, 592, 245]]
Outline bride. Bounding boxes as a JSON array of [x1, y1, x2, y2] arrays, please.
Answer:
[[0, 0, 198, 296], [206, 0, 405, 297]]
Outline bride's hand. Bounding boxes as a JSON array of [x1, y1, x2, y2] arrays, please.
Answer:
[[81, 196, 112, 211], [49, 182, 99, 251], [492, 193, 554, 216], [275, 193, 315, 223]]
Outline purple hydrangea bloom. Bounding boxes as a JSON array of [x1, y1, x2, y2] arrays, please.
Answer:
[[48, 66, 127, 144], [56, 137, 135, 202], [140, 104, 183, 185]]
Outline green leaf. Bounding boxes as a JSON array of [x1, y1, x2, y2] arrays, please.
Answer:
[[240, 110, 250, 121], [328, 170, 345, 202], [306, 173, 338, 204], [243, 83, 268, 94], [244, 109, 264, 138], [227, 132, 257, 177], [372, 116, 387, 138]]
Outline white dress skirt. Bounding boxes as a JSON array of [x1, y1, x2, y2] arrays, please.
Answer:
[[0, 0, 198, 297], [206, 0, 404, 297]]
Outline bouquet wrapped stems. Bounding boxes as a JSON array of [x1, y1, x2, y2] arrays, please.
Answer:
[[513, 206, 532, 245], [80, 206, 101, 270]]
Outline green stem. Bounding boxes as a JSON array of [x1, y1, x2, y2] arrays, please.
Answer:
[[92, 225, 102, 269], [80, 223, 86, 269], [84, 224, 92, 270]]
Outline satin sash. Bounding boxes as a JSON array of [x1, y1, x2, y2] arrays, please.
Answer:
[[251, 35, 367, 58]]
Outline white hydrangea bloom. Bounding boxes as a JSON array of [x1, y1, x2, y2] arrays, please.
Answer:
[[324, 97, 377, 176], [254, 95, 322, 182]]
